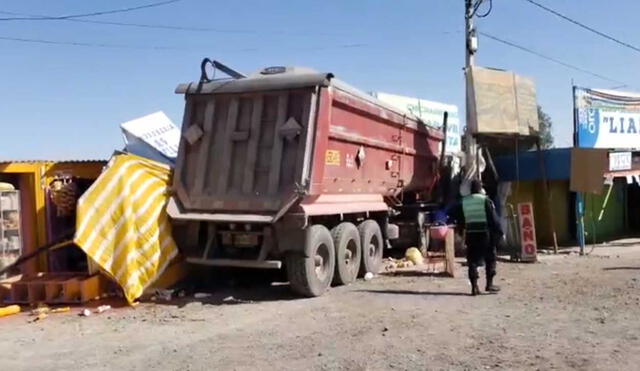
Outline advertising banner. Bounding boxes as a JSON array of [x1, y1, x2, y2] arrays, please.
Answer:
[[373, 92, 461, 154], [575, 87, 640, 149]]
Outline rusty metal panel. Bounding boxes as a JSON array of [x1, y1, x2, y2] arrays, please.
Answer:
[[174, 89, 315, 213]]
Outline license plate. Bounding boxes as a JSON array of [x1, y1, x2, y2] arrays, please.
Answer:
[[233, 233, 258, 247]]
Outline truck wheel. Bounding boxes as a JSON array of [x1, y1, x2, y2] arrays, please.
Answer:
[[331, 222, 361, 286], [358, 220, 383, 276], [286, 225, 335, 297]]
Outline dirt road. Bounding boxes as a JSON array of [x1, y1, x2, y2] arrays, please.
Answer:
[[2, 244, 640, 371]]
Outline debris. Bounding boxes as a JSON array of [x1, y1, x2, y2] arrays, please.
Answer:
[[81, 308, 92, 317], [31, 312, 48, 323], [405, 247, 424, 266], [0, 304, 20, 318], [194, 292, 212, 299], [156, 289, 174, 301], [29, 306, 70, 316], [51, 307, 71, 314], [364, 272, 374, 281], [31, 306, 50, 316], [222, 296, 253, 304], [96, 305, 111, 314]]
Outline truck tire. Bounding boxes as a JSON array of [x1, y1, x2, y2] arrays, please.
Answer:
[[331, 222, 361, 286], [358, 220, 383, 276], [286, 224, 335, 297]]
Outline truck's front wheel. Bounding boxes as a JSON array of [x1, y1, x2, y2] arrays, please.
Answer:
[[286, 225, 335, 297]]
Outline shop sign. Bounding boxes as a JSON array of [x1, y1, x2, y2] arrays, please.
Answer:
[[518, 202, 537, 262], [575, 87, 640, 149], [609, 151, 632, 171]]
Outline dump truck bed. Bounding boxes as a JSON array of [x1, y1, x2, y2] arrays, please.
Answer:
[[172, 68, 443, 221]]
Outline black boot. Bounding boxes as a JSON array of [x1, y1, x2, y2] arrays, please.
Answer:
[[486, 275, 500, 293], [471, 279, 480, 296]]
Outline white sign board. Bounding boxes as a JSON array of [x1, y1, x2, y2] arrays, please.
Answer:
[[517, 202, 537, 262], [121, 111, 180, 163], [608, 151, 632, 171], [372, 92, 461, 154]]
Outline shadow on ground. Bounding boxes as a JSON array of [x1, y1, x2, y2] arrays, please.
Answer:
[[139, 266, 303, 307], [172, 284, 298, 308], [356, 289, 470, 297], [602, 266, 640, 271], [380, 271, 451, 278]]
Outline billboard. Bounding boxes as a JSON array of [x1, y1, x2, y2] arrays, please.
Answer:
[[466, 66, 539, 136], [575, 87, 640, 149], [373, 92, 461, 154]]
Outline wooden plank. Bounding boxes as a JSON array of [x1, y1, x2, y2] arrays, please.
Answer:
[[268, 93, 289, 194], [444, 228, 456, 277], [79, 275, 101, 303], [62, 278, 81, 303], [217, 98, 240, 193], [243, 96, 264, 194], [193, 100, 216, 195]]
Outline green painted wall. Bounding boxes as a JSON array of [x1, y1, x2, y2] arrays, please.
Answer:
[[583, 180, 626, 243], [505, 180, 572, 247]]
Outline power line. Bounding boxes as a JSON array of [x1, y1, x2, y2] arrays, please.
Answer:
[[0, 34, 370, 53], [0, 0, 185, 21], [0, 35, 185, 50], [480, 31, 628, 86], [0, 10, 462, 37], [0, 10, 255, 33], [472, 0, 493, 18], [521, 0, 640, 54], [0, 10, 311, 35]]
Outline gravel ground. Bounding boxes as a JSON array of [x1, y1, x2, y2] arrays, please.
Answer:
[[1, 243, 640, 371]]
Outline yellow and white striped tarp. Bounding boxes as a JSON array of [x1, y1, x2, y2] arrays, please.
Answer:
[[74, 154, 179, 304]]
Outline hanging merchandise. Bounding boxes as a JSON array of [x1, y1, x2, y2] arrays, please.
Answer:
[[50, 177, 79, 217]]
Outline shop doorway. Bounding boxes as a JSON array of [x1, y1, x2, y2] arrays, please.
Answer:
[[626, 180, 640, 233]]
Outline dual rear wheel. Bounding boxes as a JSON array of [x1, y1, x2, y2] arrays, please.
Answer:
[[287, 219, 383, 297]]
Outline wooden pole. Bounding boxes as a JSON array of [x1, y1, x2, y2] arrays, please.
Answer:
[[536, 139, 559, 253]]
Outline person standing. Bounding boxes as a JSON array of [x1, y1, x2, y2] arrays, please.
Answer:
[[450, 179, 503, 296]]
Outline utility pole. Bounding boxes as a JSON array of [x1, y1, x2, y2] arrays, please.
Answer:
[[465, 0, 475, 68], [464, 0, 479, 187]]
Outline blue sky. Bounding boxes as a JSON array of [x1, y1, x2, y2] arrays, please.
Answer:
[[1, 0, 639, 160]]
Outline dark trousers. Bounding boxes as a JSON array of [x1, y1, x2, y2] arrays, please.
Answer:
[[466, 231, 497, 282]]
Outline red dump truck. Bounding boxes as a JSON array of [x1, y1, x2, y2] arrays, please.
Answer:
[[168, 61, 444, 297]]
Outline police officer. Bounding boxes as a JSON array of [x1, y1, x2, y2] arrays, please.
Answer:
[[451, 179, 503, 296]]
